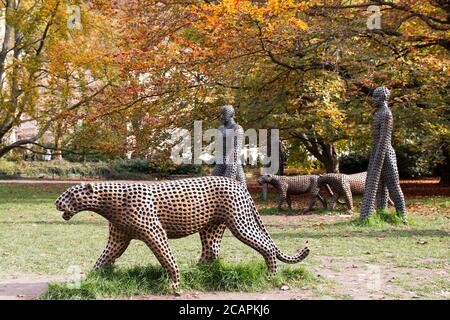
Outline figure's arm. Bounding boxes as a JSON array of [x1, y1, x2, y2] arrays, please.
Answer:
[[225, 126, 244, 179], [372, 111, 393, 169]]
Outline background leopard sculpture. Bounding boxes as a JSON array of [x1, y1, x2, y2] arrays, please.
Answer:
[[317, 172, 394, 211], [55, 176, 310, 289], [257, 174, 327, 211]]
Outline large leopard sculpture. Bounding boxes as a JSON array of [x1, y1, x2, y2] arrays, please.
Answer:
[[317, 172, 394, 211], [55, 176, 310, 289], [257, 174, 327, 211]]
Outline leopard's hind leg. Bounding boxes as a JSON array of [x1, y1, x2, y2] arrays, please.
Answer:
[[225, 215, 278, 274], [199, 222, 227, 263], [342, 181, 354, 212]]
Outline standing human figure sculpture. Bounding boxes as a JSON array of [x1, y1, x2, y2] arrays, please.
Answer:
[[360, 86, 407, 222], [212, 105, 246, 185]]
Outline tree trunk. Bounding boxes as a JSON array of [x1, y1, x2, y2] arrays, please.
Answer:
[[437, 143, 450, 185], [322, 143, 340, 173], [54, 138, 62, 160], [294, 133, 340, 173]]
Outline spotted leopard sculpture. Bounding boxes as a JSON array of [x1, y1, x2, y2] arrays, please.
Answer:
[[318, 172, 394, 210], [257, 174, 326, 211], [55, 176, 309, 289], [317, 173, 354, 211]]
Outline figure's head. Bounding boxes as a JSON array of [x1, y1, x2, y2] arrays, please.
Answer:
[[257, 174, 274, 185], [55, 183, 97, 221], [220, 105, 235, 123], [372, 86, 390, 105]]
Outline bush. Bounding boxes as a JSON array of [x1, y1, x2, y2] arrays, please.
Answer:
[[340, 144, 437, 178], [0, 159, 203, 179], [339, 154, 369, 174]]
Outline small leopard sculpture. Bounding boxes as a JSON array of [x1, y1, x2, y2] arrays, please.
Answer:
[[257, 174, 327, 211], [317, 173, 354, 211], [318, 172, 393, 210], [55, 176, 309, 289]]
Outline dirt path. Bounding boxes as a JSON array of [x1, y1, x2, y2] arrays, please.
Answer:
[[0, 276, 67, 300]]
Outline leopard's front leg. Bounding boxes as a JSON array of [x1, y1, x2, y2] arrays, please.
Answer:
[[94, 223, 131, 269], [199, 223, 227, 263], [142, 223, 180, 290]]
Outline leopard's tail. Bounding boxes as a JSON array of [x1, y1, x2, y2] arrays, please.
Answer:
[[246, 190, 310, 264], [275, 245, 310, 264]]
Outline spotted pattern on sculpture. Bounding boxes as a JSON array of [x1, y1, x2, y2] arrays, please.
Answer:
[[360, 86, 407, 221], [212, 105, 246, 185], [317, 173, 354, 211], [257, 174, 326, 211], [319, 172, 394, 210], [55, 177, 309, 289]]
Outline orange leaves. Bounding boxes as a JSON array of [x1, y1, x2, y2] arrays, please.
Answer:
[[191, 0, 309, 34]]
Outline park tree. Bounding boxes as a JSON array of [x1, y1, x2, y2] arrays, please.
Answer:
[[88, 1, 449, 180], [0, 0, 114, 158]]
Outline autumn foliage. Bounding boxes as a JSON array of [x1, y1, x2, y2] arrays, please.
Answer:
[[1, 0, 449, 179]]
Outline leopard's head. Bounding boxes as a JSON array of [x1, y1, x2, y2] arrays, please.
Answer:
[[55, 183, 97, 221], [257, 174, 274, 185]]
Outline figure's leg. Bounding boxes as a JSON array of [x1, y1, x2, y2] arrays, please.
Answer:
[[360, 150, 386, 218], [236, 166, 246, 185], [376, 179, 389, 212], [142, 224, 180, 289], [226, 216, 277, 274], [384, 149, 407, 219], [94, 223, 131, 269], [199, 223, 227, 263]]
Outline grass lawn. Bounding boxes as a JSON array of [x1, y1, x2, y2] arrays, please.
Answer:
[[0, 183, 448, 299]]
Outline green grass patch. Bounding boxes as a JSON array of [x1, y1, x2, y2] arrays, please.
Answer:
[[259, 207, 300, 215], [42, 259, 315, 300], [1, 183, 448, 299], [354, 210, 410, 227]]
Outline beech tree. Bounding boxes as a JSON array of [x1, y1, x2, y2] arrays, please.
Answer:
[[0, 0, 114, 157]]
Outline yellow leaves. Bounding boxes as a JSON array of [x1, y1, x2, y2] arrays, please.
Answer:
[[288, 17, 308, 31], [317, 102, 346, 128]]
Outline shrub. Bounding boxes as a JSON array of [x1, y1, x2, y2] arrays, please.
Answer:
[[0, 159, 203, 179]]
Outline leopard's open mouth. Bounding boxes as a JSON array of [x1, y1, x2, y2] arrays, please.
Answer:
[[62, 211, 73, 221], [56, 206, 74, 221]]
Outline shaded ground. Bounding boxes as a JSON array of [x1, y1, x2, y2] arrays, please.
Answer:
[[0, 182, 448, 300], [1, 177, 450, 197]]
